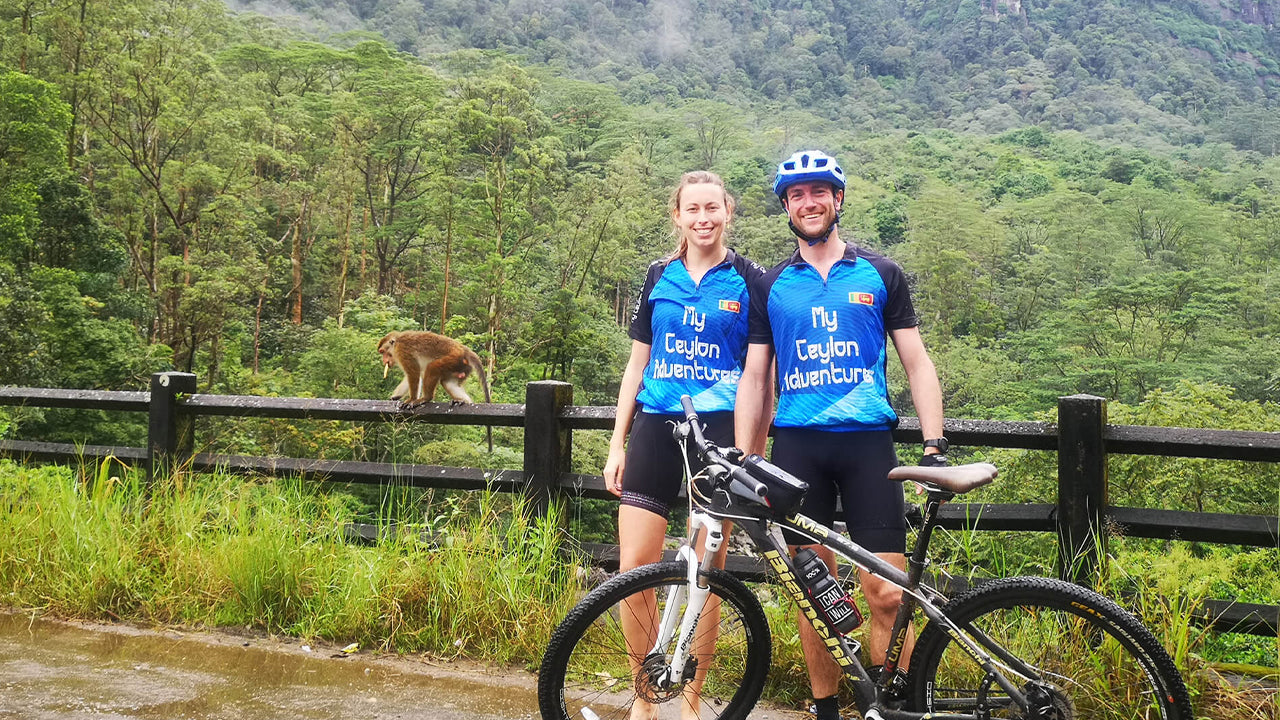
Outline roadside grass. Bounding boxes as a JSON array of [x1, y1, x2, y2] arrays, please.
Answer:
[[1, 458, 1273, 718], [0, 458, 578, 666]]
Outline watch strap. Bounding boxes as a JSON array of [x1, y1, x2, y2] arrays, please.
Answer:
[[923, 437, 949, 454]]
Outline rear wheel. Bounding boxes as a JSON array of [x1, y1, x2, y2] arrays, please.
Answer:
[[907, 576, 1193, 719], [538, 561, 771, 720]]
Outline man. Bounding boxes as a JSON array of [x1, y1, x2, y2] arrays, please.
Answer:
[[734, 150, 947, 720]]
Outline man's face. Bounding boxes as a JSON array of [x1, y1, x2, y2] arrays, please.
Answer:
[[782, 181, 842, 238]]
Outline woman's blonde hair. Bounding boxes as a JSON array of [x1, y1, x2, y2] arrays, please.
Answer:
[[669, 171, 735, 259]]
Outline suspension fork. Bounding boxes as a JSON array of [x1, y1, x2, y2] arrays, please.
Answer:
[[650, 511, 723, 686]]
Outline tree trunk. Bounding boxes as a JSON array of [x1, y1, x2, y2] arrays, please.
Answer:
[[291, 197, 310, 325], [291, 224, 304, 325], [252, 285, 265, 374], [336, 202, 352, 327], [440, 208, 453, 330], [359, 207, 370, 292]]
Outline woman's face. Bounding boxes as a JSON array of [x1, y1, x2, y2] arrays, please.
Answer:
[[674, 183, 730, 253]]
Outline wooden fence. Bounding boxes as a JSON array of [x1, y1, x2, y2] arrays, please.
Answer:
[[1, 372, 1277, 636]]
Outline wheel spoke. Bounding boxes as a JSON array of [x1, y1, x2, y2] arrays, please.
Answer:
[[909, 577, 1191, 720], [540, 562, 770, 720]]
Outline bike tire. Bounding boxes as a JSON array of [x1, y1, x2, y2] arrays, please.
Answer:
[[538, 561, 771, 720], [907, 576, 1193, 720]]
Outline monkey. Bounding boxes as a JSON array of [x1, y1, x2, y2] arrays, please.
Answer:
[[377, 331, 493, 452]]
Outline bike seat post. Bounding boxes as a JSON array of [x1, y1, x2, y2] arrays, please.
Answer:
[[880, 491, 954, 689], [906, 490, 953, 588]]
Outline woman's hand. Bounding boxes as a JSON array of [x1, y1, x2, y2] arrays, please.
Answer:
[[603, 446, 626, 497]]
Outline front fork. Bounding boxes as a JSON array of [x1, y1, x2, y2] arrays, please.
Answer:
[[650, 511, 723, 688]]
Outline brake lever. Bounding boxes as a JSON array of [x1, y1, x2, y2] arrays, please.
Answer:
[[672, 419, 692, 442]]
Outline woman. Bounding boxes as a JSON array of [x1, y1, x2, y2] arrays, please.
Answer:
[[603, 170, 769, 720]]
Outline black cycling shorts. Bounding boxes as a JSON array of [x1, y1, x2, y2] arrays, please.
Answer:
[[620, 409, 735, 519], [771, 427, 905, 553]]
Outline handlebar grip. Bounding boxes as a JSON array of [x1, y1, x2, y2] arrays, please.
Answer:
[[680, 395, 698, 422], [729, 465, 769, 500]]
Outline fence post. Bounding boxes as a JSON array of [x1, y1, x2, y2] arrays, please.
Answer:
[[1056, 394, 1108, 586], [524, 380, 573, 520], [148, 372, 197, 485]]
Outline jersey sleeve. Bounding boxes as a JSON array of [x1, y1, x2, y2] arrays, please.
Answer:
[[746, 262, 783, 345], [866, 253, 920, 330], [627, 260, 665, 344]]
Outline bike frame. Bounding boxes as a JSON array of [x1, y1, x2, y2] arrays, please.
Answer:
[[658, 494, 1046, 719]]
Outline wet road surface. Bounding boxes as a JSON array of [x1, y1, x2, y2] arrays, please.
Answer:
[[0, 611, 540, 720], [0, 612, 807, 720]]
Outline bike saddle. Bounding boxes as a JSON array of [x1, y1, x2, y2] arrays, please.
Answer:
[[887, 462, 998, 494]]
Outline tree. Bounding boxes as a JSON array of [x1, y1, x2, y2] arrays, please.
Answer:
[[0, 70, 70, 262], [899, 182, 1002, 342], [79, 0, 240, 365], [332, 41, 445, 296], [452, 61, 561, 375], [682, 100, 742, 171]]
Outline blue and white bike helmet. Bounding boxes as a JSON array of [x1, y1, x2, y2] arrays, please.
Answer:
[[773, 150, 846, 245], [772, 150, 846, 199]]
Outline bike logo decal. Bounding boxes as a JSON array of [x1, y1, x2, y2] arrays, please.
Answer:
[[787, 514, 829, 540], [763, 549, 853, 667]]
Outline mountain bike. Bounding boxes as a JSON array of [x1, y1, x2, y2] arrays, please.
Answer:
[[538, 396, 1193, 720]]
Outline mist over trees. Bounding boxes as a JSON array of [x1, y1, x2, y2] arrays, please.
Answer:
[[250, 0, 1280, 152]]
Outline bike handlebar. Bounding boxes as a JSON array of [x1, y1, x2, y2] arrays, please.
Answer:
[[678, 395, 771, 504]]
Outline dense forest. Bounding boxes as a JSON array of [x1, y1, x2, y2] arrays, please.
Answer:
[[239, 0, 1280, 151], [0, 0, 1277, 464]]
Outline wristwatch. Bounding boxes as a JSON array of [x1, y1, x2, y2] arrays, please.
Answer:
[[922, 437, 950, 454]]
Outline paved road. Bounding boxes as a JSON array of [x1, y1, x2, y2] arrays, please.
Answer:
[[0, 612, 807, 720], [0, 611, 541, 720]]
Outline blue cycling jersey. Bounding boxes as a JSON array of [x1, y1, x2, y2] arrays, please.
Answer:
[[629, 249, 763, 414], [747, 243, 919, 431]]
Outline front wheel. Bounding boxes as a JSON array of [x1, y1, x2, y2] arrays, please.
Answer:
[[907, 576, 1193, 720], [538, 561, 771, 720]]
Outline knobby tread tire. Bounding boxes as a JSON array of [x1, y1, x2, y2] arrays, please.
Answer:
[[538, 561, 771, 720], [907, 576, 1193, 720]]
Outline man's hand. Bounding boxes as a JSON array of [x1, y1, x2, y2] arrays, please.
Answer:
[[918, 453, 948, 468]]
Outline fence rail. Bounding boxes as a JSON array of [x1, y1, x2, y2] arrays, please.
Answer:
[[1, 374, 1277, 636]]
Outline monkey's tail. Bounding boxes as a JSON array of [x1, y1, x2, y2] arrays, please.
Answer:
[[469, 350, 493, 453]]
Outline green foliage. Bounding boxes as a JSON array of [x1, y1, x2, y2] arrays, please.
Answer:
[[296, 322, 387, 398], [3, 0, 1278, 425], [0, 460, 579, 663]]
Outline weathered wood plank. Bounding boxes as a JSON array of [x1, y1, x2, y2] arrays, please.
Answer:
[[895, 416, 1059, 450], [0, 439, 147, 463], [932, 503, 1057, 532], [0, 387, 149, 411], [1199, 599, 1278, 636], [180, 394, 527, 426], [190, 453, 527, 490], [1108, 506, 1277, 546], [1106, 424, 1280, 461]]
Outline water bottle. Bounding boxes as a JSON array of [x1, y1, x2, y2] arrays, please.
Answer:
[[794, 548, 862, 634]]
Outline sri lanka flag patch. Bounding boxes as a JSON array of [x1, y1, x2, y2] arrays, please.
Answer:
[[719, 299, 741, 313], [850, 292, 874, 306]]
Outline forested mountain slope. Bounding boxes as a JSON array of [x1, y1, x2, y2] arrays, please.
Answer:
[[234, 0, 1280, 150], [1, 0, 1277, 437]]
